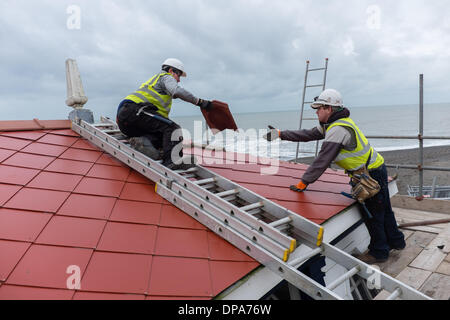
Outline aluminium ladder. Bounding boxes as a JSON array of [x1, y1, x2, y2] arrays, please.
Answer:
[[71, 117, 431, 300], [295, 58, 329, 161]]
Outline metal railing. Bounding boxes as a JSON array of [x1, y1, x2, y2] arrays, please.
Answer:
[[365, 74, 450, 200]]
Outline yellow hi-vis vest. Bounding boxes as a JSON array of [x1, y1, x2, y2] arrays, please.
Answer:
[[125, 72, 173, 118], [326, 117, 384, 171]]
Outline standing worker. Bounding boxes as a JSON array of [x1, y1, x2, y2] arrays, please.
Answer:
[[263, 89, 406, 264], [117, 58, 213, 170]]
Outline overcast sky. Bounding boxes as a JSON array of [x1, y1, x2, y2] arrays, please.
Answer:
[[1, 0, 449, 121]]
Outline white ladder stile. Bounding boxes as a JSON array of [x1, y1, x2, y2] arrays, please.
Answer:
[[70, 117, 433, 301]]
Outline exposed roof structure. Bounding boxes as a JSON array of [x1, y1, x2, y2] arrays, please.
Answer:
[[0, 120, 354, 300]]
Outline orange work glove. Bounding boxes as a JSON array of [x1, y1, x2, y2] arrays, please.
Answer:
[[290, 181, 308, 192]]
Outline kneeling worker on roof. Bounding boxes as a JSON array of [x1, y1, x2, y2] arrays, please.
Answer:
[[117, 58, 213, 170], [263, 89, 406, 264]]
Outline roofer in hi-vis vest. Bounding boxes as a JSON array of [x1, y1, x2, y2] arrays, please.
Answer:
[[263, 89, 406, 264], [116, 58, 214, 170]]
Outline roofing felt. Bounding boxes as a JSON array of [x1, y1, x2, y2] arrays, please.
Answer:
[[0, 120, 355, 300]]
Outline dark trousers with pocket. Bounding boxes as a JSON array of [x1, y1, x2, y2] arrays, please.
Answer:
[[116, 100, 183, 165], [364, 164, 406, 259]]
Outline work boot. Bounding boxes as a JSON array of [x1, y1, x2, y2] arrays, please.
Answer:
[[354, 252, 388, 264], [129, 136, 161, 160], [165, 155, 198, 171]]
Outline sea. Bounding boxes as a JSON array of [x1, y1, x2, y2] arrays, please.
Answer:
[[172, 103, 450, 162]]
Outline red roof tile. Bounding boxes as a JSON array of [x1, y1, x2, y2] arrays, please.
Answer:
[[0, 148, 16, 162], [81, 252, 152, 294], [0, 130, 47, 141], [97, 222, 157, 254], [21, 142, 68, 157], [0, 208, 52, 242], [35, 216, 106, 249], [57, 194, 116, 220], [3, 152, 56, 170], [154, 227, 210, 259], [4, 188, 70, 213], [0, 121, 355, 300], [74, 177, 125, 198], [119, 182, 163, 203], [37, 134, 78, 147], [0, 120, 71, 132], [0, 240, 31, 281], [86, 163, 131, 181], [109, 200, 162, 225], [27, 171, 83, 192], [159, 204, 206, 230], [44, 158, 94, 175], [59, 147, 102, 163], [73, 291, 146, 300], [210, 260, 260, 296], [0, 165, 40, 185], [0, 184, 21, 206], [0, 285, 75, 300], [0, 136, 32, 151], [7, 244, 93, 289], [148, 256, 212, 297]]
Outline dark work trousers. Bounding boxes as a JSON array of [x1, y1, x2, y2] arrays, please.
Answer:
[[116, 101, 183, 166], [364, 164, 406, 259]]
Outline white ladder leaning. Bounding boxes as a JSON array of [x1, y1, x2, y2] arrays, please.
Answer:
[[71, 117, 432, 300]]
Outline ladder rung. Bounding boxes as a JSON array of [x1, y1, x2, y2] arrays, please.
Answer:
[[103, 129, 121, 134], [386, 288, 402, 300], [306, 84, 324, 88], [94, 123, 116, 128], [194, 177, 216, 185], [327, 266, 360, 290], [182, 174, 197, 179], [288, 247, 323, 268], [175, 167, 198, 174], [246, 208, 262, 215], [216, 189, 239, 198], [269, 217, 292, 228], [308, 67, 326, 72], [222, 195, 237, 202], [202, 183, 216, 190], [240, 202, 264, 212]]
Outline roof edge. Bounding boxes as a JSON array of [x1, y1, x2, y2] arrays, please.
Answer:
[[0, 119, 71, 132]]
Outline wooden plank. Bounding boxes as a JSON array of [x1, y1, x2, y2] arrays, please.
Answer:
[[436, 257, 450, 276], [378, 231, 436, 277], [394, 207, 449, 234], [394, 207, 450, 221], [410, 225, 450, 272], [396, 267, 432, 290], [374, 267, 432, 300], [419, 273, 450, 300]]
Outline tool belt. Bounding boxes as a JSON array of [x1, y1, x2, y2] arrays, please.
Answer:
[[346, 150, 381, 203], [348, 166, 380, 203]]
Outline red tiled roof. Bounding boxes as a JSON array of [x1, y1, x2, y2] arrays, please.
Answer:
[[0, 120, 354, 300], [0, 123, 258, 300]]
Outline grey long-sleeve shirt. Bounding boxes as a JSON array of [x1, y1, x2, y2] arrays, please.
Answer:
[[280, 124, 356, 184], [154, 72, 199, 105]]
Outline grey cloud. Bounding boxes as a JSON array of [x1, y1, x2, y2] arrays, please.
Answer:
[[1, 0, 450, 121]]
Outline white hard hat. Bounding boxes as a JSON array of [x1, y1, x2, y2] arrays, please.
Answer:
[[311, 89, 343, 109], [162, 58, 187, 77]]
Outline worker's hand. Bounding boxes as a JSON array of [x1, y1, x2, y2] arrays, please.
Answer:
[[197, 99, 213, 111], [290, 181, 308, 192], [263, 125, 280, 141]]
